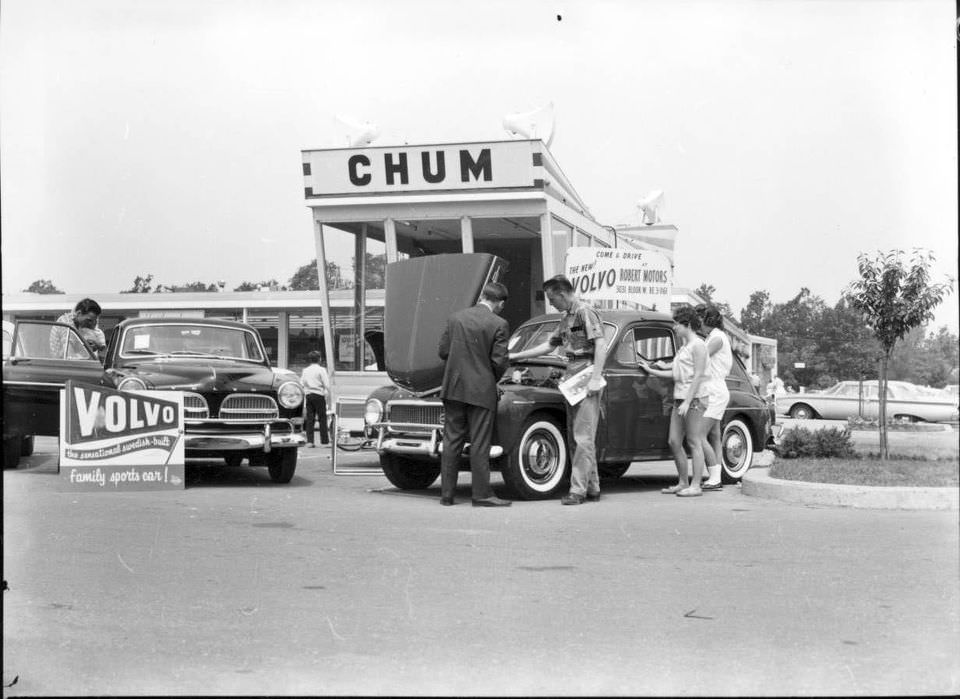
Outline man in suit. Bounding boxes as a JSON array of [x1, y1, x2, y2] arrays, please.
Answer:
[[438, 282, 512, 507]]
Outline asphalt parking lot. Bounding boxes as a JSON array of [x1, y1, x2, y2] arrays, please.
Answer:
[[3, 438, 958, 696]]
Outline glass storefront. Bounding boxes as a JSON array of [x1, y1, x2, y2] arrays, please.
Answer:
[[287, 308, 384, 375]]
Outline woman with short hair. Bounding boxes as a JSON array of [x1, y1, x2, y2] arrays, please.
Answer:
[[639, 305, 711, 497], [696, 304, 732, 490]]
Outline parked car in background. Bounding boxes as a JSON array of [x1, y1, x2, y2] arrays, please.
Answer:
[[3, 318, 306, 477], [777, 379, 959, 422], [2, 320, 14, 360], [361, 254, 777, 500]]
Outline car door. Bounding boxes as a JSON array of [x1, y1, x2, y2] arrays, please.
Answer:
[[601, 322, 675, 460], [2, 320, 106, 438], [861, 384, 880, 420]]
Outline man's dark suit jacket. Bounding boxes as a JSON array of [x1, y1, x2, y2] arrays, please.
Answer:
[[438, 303, 509, 412]]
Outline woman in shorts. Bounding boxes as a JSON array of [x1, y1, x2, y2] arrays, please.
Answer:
[[639, 306, 711, 497], [696, 304, 733, 490]]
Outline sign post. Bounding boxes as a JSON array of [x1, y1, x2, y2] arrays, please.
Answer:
[[59, 381, 186, 491]]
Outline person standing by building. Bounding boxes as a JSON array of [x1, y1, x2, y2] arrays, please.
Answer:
[[301, 350, 330, 447], [438, 282, 512, 507], [696, 304, 732, 490], [508, 275, 608, 505], [50, 298, 106, 358], [639, 305, 711, 497]]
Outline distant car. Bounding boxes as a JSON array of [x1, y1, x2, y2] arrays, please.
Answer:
[[2, 320, 13, 361], [777, 380, 960, 423], [361, 253, 777, 500], [2, 317, 306, 477]]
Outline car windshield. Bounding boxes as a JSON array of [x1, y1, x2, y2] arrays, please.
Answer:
[[507, 320, 617, 358], [891, 383, 943, 400], [821, 383, 847, 395], [120, 324, 265, 362]]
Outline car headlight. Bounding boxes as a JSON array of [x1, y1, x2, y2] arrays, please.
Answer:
[[277, 381, 304, 409], [117, 376, 147, 392], [364, 398, 383, 426]]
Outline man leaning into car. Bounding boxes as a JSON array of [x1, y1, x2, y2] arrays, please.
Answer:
[[50, 298, 107, 359], [438, 282, 513, 507], [508, 275, 609, 505]]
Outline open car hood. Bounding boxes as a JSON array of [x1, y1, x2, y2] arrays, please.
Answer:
[[384, 253, 507, 395]]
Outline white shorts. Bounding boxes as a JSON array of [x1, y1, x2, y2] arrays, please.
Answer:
[[703, 385, 730, 420]]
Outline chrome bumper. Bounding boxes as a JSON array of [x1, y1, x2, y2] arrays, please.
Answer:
[[185, 423, 306, 453], [766, 423, 785, 449], [376, 425, 503, 459]]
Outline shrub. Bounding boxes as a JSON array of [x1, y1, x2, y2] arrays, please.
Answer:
[[813, 427, 856, 458], [778, 426, 856, 459], [779, 426, 814, 459]]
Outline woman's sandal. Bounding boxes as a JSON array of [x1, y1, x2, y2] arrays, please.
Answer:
[[676, 487, 703, 497], [661, 484, 685, 494]]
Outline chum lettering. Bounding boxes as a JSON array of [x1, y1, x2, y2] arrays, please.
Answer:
[[347, 148, 493, 187]]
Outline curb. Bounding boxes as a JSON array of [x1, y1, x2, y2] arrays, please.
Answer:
[[742, 468, 959, 510]]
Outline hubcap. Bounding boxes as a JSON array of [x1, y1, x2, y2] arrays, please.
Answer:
[[724, 430, 745, 468], [523, 432, 559, 482]]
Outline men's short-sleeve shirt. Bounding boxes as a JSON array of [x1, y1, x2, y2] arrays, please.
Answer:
[[548, 300, 604, 360]]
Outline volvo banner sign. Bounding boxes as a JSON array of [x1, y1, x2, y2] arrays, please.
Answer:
[[565, 247, 673, 310], [59, 381, 186, 491]]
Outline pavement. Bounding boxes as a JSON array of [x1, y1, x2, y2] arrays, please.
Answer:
[[4, 438, 959, 696]]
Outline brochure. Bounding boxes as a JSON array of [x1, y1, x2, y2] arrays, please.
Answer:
[[557, 364, 605, 406]]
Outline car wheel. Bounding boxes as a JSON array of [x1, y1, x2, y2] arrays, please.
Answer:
[[500, 414, 568, 500], [379, 453, 441, 490], [789, 403, 817, 420], [224, 453, 244, 467], [20, 435, 34, 457], [267, 448, 298, 483], [599, 462, 630, 479], [3, 437, 21, 470], [720, 418, 754, 483]]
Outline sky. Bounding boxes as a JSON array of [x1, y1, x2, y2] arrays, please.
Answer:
[[1, 0, 957, 331]]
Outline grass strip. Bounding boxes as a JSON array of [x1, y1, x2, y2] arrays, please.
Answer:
[[769, 457, 959, 488]]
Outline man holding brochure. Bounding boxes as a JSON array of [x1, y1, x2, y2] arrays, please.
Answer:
[[509, 275, 608, 505]]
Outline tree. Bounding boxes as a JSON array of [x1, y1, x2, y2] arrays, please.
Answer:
[[175, 281, 218, 292], [23, 279, 65, 294], [151, 281, 218, 293], [288, 259, 344, 290], [739, 290, 772, 334], [693, 283, 732, 319], [817, 297, 880, 384], [355, 253, 387, 289], [888, 325, 959, 388], [121, 274, 154, 293], [234, 279, 280, 292], [845, 249, 954, 459], [761, 287, 828, 389]]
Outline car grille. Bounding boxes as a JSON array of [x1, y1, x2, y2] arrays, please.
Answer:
[[182, 392, 210, 419], [387, 402, 442, 427], [219, 394, 279, 420]]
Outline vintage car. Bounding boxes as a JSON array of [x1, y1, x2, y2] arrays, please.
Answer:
[[777, 380, 960, 423], [2, 317, 306, 479], [361, 253, 777, 500]]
